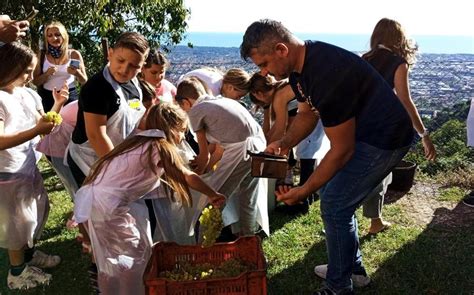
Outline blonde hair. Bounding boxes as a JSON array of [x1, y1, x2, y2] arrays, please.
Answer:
[[43, 21, 69, 56], [84, 103, 192, 207], [363, 18, 418, 65], [222, 68, 251, 94]]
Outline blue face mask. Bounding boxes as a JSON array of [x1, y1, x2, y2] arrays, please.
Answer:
[[47, 44, 62, 58]]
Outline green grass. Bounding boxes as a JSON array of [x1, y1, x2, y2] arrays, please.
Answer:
[[264, 202, 474, 294], [1, 160, 473, 294], [0, 161, 93, 295], [437, 187, 467, 202]]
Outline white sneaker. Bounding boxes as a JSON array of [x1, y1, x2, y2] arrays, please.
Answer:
[[314, 264, 371, 288], [7, 265, 52, 290], [28, 250, 61, 268]]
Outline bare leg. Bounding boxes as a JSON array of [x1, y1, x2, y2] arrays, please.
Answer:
[[369, 217, 391, 234], [8, 248, 25, 266]]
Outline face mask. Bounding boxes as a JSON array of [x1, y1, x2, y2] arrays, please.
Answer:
[[47, 44, 62, 59]]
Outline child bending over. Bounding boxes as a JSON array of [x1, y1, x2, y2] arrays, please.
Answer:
[[74, 103, 225, 295]]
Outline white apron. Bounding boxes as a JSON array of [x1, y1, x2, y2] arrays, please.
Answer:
[[189, 95, 269, 235], [0, 88, 49, 250], [74, 130, 165, 295], [68, 66, 145, 176], [0, 150, 49, 250], [37, 121, 79, 199]]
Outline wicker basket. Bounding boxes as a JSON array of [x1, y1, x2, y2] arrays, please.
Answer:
[[388, 160, 417, 191], [144, 236, 267, 295]]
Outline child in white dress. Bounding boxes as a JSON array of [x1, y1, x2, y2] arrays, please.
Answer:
[[0, 42, 67, 290], [74, 103, 225, 295]]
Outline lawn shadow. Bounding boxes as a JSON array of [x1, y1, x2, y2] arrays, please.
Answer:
[[267, 239, 328, 295], [384, 188, 411, 205], [40, 210, 74, 241], [0, 238, 92, 295], [365, 202, 474, 294], [267, 209, 305, 235]]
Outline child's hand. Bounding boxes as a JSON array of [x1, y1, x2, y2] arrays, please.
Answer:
[[35, 116, 55, 135], [190, 154, 209, 175], [265, 139, 288, 156], [45, 66, 57, 76], [67, 66, 78, 76], [52, 82, 69, 106], [208, 192, 226, 209]]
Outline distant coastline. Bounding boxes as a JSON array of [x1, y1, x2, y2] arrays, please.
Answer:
[[179, 32, 474, 54]]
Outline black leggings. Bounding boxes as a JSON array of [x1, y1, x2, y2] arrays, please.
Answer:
[[67, 151, 86, 187], [299, 159, 316, 185]]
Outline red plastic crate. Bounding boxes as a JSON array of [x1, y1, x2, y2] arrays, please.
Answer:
[[144, 236, 267, 295]]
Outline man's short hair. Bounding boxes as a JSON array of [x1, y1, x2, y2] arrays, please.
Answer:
[[240, 19, 293, 61]]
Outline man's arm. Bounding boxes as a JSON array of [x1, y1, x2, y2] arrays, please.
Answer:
[[266, 101, 318, 155], [276, 117, 356, 205]]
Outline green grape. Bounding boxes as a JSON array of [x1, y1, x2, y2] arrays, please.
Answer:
[[199, 205, 224, 248], [44, 111, 63, 125], [158, 258, 256, 281]]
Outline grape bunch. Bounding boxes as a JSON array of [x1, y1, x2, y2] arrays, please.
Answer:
[[199, 205, 224, 248], [159, 259, 255, 281], [43, 111, 62, 125]]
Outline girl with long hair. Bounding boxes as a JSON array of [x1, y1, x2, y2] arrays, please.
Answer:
[[74, 103, 225, 295], [361, 18, 436, 234]]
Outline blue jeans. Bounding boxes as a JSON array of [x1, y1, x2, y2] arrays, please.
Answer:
[[319, 142, 410, 291]]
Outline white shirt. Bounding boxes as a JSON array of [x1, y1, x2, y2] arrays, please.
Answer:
[[0, 87, 40, 172], [42, 56, 75, 90]]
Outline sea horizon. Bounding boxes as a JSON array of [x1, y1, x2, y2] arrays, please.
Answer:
[[179, 32, 474, 55]]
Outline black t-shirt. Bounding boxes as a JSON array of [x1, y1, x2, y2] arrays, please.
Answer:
[[289, 41, 413, 149], [287, 98, 298, 117], [363, 48, 406, 89], [72, 69, 140, 144]]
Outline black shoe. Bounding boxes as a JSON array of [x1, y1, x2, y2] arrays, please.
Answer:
[[312, 287, 354, 295], [463, 194, 474, 207]]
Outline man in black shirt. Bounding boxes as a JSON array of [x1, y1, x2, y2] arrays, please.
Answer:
[[241, 19, 413, 294]]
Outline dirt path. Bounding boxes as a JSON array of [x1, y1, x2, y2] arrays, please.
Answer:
[[386, 180, 474, 228]]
